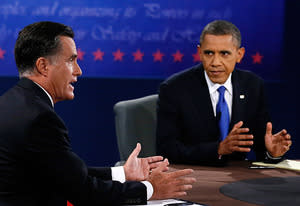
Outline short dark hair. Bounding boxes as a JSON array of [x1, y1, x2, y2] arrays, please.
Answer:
[[14, 21, 74, 74], [200, 20, 241, 48]]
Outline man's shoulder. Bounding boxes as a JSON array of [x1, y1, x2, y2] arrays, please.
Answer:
[[0, 80, 54, 120], [163, 64, 203, 85], [234, 68, 264, 83], [232, 69, 264, 86]]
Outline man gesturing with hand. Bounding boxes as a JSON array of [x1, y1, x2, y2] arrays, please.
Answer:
[[157, 20, 291, 165], [0, 21, 195, 206]]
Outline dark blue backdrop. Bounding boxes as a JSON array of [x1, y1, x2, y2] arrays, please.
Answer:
[[0, 0, 298, 166], [0, 0, 284, 80]]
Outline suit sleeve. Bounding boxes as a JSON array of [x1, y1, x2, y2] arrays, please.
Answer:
[[87, 167, 112, 180], [25, 111, 147, 205], [251, 80, 272, 161], [156, 83, 222, 165]]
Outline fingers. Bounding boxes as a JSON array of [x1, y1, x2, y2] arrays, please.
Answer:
[[277, 129, 290, 140], [229, 121, 243, 132], [279, 129, 288, 135], [152, 159, 169, 173], [283, 139, 292, 148], [170, 192, 187, 198], [149, 168, 196, 200], [174, 177, 197, 185], [149, 162, 169, 170], [287, 140, 292, 147], [233, 121, 243, 129], [225, 135, 253, 146], [233, 128, 250, 135], [179, 184, 193, 190], [232, 146, 251, 153], [219, 136, 253, 155], [168, 169, 194, 179], [273, 129, 292, 145], [146, 156, 164, 164], [149, 158, 169, 171], [233, 134, 253, 141], [227, 121, 251, 138]]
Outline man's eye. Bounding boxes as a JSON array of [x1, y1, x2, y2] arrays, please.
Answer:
[[221, 51, 230, 56], [204, 51, 213, 56]]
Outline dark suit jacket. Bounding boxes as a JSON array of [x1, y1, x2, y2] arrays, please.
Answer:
[[156, 64, 271, 165], [0, 78, 146, 206]]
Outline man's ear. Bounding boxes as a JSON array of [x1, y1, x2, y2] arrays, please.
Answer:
[[35, 57, 49, 76], [197, 45, 202, 61], [237, 47, 245, 63]]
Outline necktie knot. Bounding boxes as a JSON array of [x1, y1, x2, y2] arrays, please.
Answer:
[[217, 86, 226, 96]]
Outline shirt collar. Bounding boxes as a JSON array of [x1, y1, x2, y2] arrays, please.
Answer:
[[33, 81, 54, 107], [204, 70, 233, 95]]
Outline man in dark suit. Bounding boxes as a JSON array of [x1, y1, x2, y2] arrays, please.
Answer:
[[156, 20, 292, 165], [0, 21, 195, 205]]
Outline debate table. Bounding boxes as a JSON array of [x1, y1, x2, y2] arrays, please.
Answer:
[[170, 161, 300, 206]]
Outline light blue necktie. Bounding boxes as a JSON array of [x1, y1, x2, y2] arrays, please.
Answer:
[[216, 86, 230, 141]]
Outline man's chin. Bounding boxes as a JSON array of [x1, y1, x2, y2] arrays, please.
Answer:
[[62, 94, 75, 101], [209, 77, 227, 84], [67, 95, 75, 100]]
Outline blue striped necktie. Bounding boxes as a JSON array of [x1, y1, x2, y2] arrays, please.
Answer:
[[216, 86, 230, 141]]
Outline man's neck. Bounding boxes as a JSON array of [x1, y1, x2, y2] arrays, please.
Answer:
[[23, 75, 55, 107]]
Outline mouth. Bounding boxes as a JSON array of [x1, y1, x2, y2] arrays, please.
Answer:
[[69, 80, 77, 89], [209, 70, 224, 75]]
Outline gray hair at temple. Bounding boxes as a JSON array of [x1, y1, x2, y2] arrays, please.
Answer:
[[200, 20, 242, 48]]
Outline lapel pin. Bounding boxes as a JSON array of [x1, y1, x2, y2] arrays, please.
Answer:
[[240, 95, 245, 99]]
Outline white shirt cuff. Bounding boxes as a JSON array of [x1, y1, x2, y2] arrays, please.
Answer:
[[111, 167, 153, 200], [111, 166, 126, 183], [141, 181, 153, 200]]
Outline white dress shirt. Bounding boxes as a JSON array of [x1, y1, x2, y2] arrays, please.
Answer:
[[204, 71, 232, 119]]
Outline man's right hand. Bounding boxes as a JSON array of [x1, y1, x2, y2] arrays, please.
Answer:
[[148, 161, 196, 200], [218, 121, 254, 155]]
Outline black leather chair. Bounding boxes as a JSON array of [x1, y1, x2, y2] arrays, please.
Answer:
[[114, 94, 158, 165]]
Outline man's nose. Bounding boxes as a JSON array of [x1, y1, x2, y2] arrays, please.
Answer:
[[211, 54, 222, 66], [74, 63, 82, 76]]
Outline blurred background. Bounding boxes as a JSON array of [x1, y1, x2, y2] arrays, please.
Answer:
[[0, 0, 298, 166]]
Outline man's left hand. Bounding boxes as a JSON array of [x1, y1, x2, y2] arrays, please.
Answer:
[[265, 122, 292, 158], [124, 143, 169, 181]]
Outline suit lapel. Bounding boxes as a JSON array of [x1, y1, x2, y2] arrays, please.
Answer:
[[188, 65, 215, 122], [230, 70, 246, 129]]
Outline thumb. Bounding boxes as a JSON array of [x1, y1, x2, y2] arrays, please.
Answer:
[[128, 143, 141, 159], [265, 122, 272, 136]]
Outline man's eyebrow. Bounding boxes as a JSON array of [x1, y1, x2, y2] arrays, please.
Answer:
[[220, 50, 231, 54], [70, 54, 78, 59], [203, 49, 214, 53]]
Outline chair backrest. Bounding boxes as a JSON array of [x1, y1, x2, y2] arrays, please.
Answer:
[[114, 94, 158, 161]]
